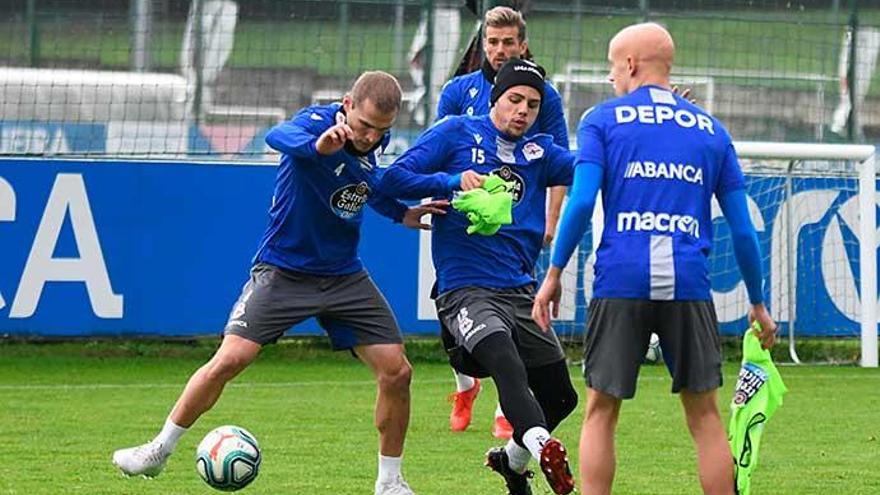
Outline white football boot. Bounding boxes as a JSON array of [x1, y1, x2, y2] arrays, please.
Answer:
[[374, 475, 416, 495], [112, 441, 171, 478]]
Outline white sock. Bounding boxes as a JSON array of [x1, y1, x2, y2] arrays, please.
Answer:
[[377, 454, 402, 484], [522, 426, 552, 461], [453, 370, 476, 393], [505, 440, 532, 474], [153, 418, 188, 453], [494, 403, 505, 418]]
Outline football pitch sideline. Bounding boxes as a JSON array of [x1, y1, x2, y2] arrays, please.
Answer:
[[0, 341, 877, 494]]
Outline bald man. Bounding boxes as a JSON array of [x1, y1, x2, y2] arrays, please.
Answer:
[[532, 23, 777, 495]]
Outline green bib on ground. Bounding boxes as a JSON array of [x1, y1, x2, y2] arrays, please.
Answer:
[[727, 322, 788, 495], [451, 176, 514, 235]]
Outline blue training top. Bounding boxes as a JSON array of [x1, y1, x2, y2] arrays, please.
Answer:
[[379, 114, 575, 293], [569, 85, 752, 301], [256, 103, 407, 275], [437, 69, 570, 149]]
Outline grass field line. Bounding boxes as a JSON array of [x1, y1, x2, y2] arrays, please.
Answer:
[[0, 378, 452, 391], [0, 371, 875, 391]]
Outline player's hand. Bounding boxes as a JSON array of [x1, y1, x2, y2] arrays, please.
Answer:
[[402, 199, 449, 230], [460, 170, 487, 191], [748, 303, 777, 349], [532, 270, 563, 332], [672, 85, 697, 104], [315, 112, 354, 155]]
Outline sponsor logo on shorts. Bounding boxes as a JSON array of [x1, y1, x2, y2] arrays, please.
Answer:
[[732, 362, 767, 406], [330, 181, 371, 219], [616, 211, 700, 238], [491, 165, 525, 204], [228, 288, 253, 325], [456, 307, 486, 342]]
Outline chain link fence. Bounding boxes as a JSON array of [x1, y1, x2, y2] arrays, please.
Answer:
[[0, 0, 878, 158]]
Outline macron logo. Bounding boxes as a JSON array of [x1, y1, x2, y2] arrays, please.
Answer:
[[615, 105, 714, 135], [617, 211, 701, 238]]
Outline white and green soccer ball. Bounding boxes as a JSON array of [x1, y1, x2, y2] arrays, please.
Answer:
[[644, 333, 664, 365], [196, 425, 261, 492]]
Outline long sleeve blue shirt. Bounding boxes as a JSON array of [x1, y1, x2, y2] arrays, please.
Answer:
[[560, 85, 763, 302], [437, 69, 570, 149], [256, 103, 408, 275], [379, 114, 575, 293]]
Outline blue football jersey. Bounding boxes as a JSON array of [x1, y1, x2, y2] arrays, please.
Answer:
[[578, 85, 745, 300], [380, 114, 575, 293], [437, 70, 570, 148], [256, 103, 407, 275]]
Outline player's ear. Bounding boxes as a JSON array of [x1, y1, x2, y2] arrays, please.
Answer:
[[627, 55, 636, 76], [342, 94, 354, 112]]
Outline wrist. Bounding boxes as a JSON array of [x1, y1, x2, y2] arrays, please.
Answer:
[[313, 137, 331, 156], [446, 173, 462, 192]]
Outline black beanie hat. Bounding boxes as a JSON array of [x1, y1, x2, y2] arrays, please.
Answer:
[[490, 58, 546, 106]]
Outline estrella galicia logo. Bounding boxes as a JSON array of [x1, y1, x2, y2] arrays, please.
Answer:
[[732, 362, 767, 406], [330, 181, 370, 219], [491, 165, 525, 204]]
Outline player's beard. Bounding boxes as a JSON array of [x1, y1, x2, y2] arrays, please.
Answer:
[[344, 139, 381, 157]]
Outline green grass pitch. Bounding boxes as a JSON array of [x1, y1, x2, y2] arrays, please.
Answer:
[[0, 340, 877, 494]]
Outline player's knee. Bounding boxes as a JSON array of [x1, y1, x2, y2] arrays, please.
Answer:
[[585, 391, 621, 425], [541, 379, 578, 430], [557, 382, 579, 419], [378, 359, 412, 394], [681, 390, 721, 418], [205, 353, 252, 382], [684, 402, 721, 429]]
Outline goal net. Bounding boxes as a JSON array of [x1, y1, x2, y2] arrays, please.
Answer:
[[541, 142, 877, 368]]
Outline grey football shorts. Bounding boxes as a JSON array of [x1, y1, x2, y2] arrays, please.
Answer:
[[435, 285, 565, 369], [583, 298, 722, 399], [224, 263, 403, 349]]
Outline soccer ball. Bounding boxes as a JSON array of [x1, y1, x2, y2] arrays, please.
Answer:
[[644, 333, 664, 364], [196, 425, 261, 491]]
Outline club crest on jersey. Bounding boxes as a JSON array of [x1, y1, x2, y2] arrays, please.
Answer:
[[522, 141, 544, 161], [491, 166, 525, 203], [469, 87, 478, 98], [732, 362, 768, 406], [330, 181, 371, 219]]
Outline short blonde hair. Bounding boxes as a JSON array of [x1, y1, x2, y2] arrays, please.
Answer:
[[350, 71, 402, 114], [484, 6, 527, 43]]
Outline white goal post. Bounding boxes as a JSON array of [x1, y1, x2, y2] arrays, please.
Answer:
[[735, 142, 877, 367]]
